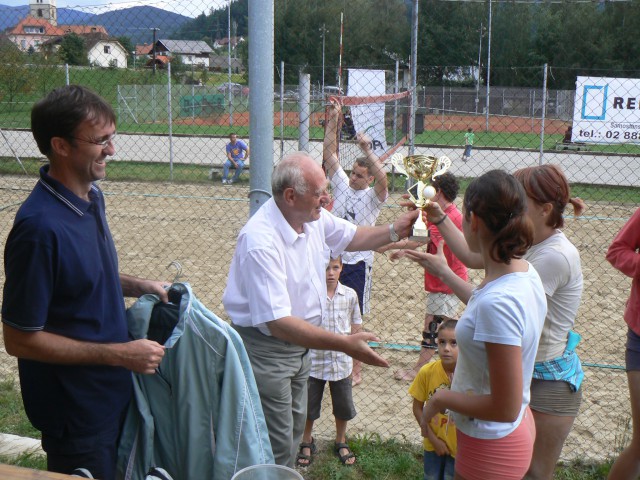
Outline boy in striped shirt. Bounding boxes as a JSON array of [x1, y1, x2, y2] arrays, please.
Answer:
[[296, 256, 361, 467]]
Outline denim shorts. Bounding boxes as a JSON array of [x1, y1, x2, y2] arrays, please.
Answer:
[[626, 327, 640, 372], [423, 450, 454, 480]]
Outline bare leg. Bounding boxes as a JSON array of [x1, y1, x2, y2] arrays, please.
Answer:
[[335, 418, 355, 465], [524, 410, 576, 479], [608, 370, 640, 479], [296, 419, 315, 466]]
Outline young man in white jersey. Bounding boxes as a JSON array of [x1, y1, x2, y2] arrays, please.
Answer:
[[323, 99, 388, 324]]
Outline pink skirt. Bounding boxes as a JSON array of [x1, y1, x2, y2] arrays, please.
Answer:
[[455, 407, 536, 480]]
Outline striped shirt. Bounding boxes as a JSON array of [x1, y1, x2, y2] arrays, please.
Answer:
[[309, 282, 362, 381]]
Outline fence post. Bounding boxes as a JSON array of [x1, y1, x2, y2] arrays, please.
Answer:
[[539, 63, 548, 165], [409, 0, 418, 156], [248, 0, 274, 216], [392, 59, 399, 192], [298, 73, 310, 152], [279, 60, 285, 161], [167, 62, 174, 181]]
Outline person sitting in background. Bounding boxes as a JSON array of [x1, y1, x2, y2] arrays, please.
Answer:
[[222, 133, 249, 185]]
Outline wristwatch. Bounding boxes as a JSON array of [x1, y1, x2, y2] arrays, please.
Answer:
[[389, 223, 399, 242]]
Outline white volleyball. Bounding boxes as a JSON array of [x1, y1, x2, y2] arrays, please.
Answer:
[[423, 185, 436, 199]]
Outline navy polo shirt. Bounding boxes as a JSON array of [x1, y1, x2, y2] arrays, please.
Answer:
[[2, 165, 132, 441]]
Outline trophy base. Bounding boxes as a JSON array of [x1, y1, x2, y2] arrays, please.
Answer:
[[409, 226, 429, 242]]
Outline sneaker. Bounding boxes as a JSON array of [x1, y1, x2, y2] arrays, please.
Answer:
[[228, 179, 235, 185], [223, 179, 231, 186], [71, 468, 94, 478], [222, 179, 228, 184]]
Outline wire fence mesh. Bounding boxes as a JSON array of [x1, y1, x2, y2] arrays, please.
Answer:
[[1, 0, 639, 470]]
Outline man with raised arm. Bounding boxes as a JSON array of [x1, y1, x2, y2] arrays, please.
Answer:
[[323, 99, 389, 321], [223, 152, 417, 467]]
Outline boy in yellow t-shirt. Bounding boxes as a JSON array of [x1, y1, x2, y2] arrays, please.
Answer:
[[409, 318, 458, 480]]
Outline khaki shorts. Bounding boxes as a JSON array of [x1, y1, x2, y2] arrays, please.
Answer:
[[426, 292, 460, 318], [530, 378, 582, 416]]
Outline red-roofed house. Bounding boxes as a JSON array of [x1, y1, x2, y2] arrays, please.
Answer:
[[7, 15, 63, 52]]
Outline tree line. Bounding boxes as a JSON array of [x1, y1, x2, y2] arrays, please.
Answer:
[[3, 0, 640, 98], [181, 0, 640, 90]]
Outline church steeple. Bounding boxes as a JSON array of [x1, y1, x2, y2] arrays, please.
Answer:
[[30, 0, 57, 26]]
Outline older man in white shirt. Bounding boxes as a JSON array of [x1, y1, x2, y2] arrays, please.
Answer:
[[223, 152, 417, 467]]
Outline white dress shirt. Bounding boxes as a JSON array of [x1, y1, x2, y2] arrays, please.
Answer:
[[223, 198, 357, 334]]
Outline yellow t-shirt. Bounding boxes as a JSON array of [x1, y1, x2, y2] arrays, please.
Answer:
[[408, 359, 457, 456]]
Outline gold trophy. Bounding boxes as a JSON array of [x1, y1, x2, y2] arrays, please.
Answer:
[[390, 153, 452, 240]]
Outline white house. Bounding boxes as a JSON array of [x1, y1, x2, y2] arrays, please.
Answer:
[[152, 39, 213, 68], [86, 35, 128, 68]]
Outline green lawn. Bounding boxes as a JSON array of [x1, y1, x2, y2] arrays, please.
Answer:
[[0, 378, 614, 479], [3, 158, 639, 205]]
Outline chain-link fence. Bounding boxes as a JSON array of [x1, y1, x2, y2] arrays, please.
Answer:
[[1, 0, 639, 470]]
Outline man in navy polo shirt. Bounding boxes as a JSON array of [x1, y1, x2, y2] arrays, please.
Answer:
[[2, 85, 168, 480]]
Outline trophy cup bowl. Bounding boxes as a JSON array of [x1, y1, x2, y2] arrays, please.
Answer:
[[390, 153, 452, 240]]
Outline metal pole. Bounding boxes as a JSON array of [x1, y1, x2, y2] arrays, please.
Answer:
[[280, 60, 285, 161], [539, 63, 548, 165], [65, 63, 69, 85], [321, 23, 326, 95], [228, 0, 233, 126], [409, 0, 418, 156], [248, 0, 274, 215], [167, 62, 173, 181], [485, 0, 492, 132], [151, 27, 158, 75], [475, 22, 482, 115], [299, 73, 310, 152], [338, 12, 344, 92], [392, 59, 399, 192]]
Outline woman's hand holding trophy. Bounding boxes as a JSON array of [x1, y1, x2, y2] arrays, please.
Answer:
[[389, 153, 452, 240]]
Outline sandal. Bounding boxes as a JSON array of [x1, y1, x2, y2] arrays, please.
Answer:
[[295, 438, 316, 467], [334, 442, 356, 466]]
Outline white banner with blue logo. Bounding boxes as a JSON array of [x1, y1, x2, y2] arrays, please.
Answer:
[[347, 69, 389, 153], [573, 76, 640, 144]]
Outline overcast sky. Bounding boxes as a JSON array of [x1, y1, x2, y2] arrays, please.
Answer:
[[0, 0, 231, 18]]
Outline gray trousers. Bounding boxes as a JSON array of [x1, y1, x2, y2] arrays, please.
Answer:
[[234, 325, 310, 468]]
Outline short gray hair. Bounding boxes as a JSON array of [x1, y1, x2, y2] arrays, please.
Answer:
[[272, 153, 310, 197]]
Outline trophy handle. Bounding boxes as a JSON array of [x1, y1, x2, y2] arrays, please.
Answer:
[[432, 155, 452, 179], [389, 153, 409, 177]]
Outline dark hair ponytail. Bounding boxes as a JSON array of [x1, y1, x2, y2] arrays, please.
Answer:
[[463, 170, 533, 264]]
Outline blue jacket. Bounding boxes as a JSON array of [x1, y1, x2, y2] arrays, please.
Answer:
[[117, 283, 273, 480]]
